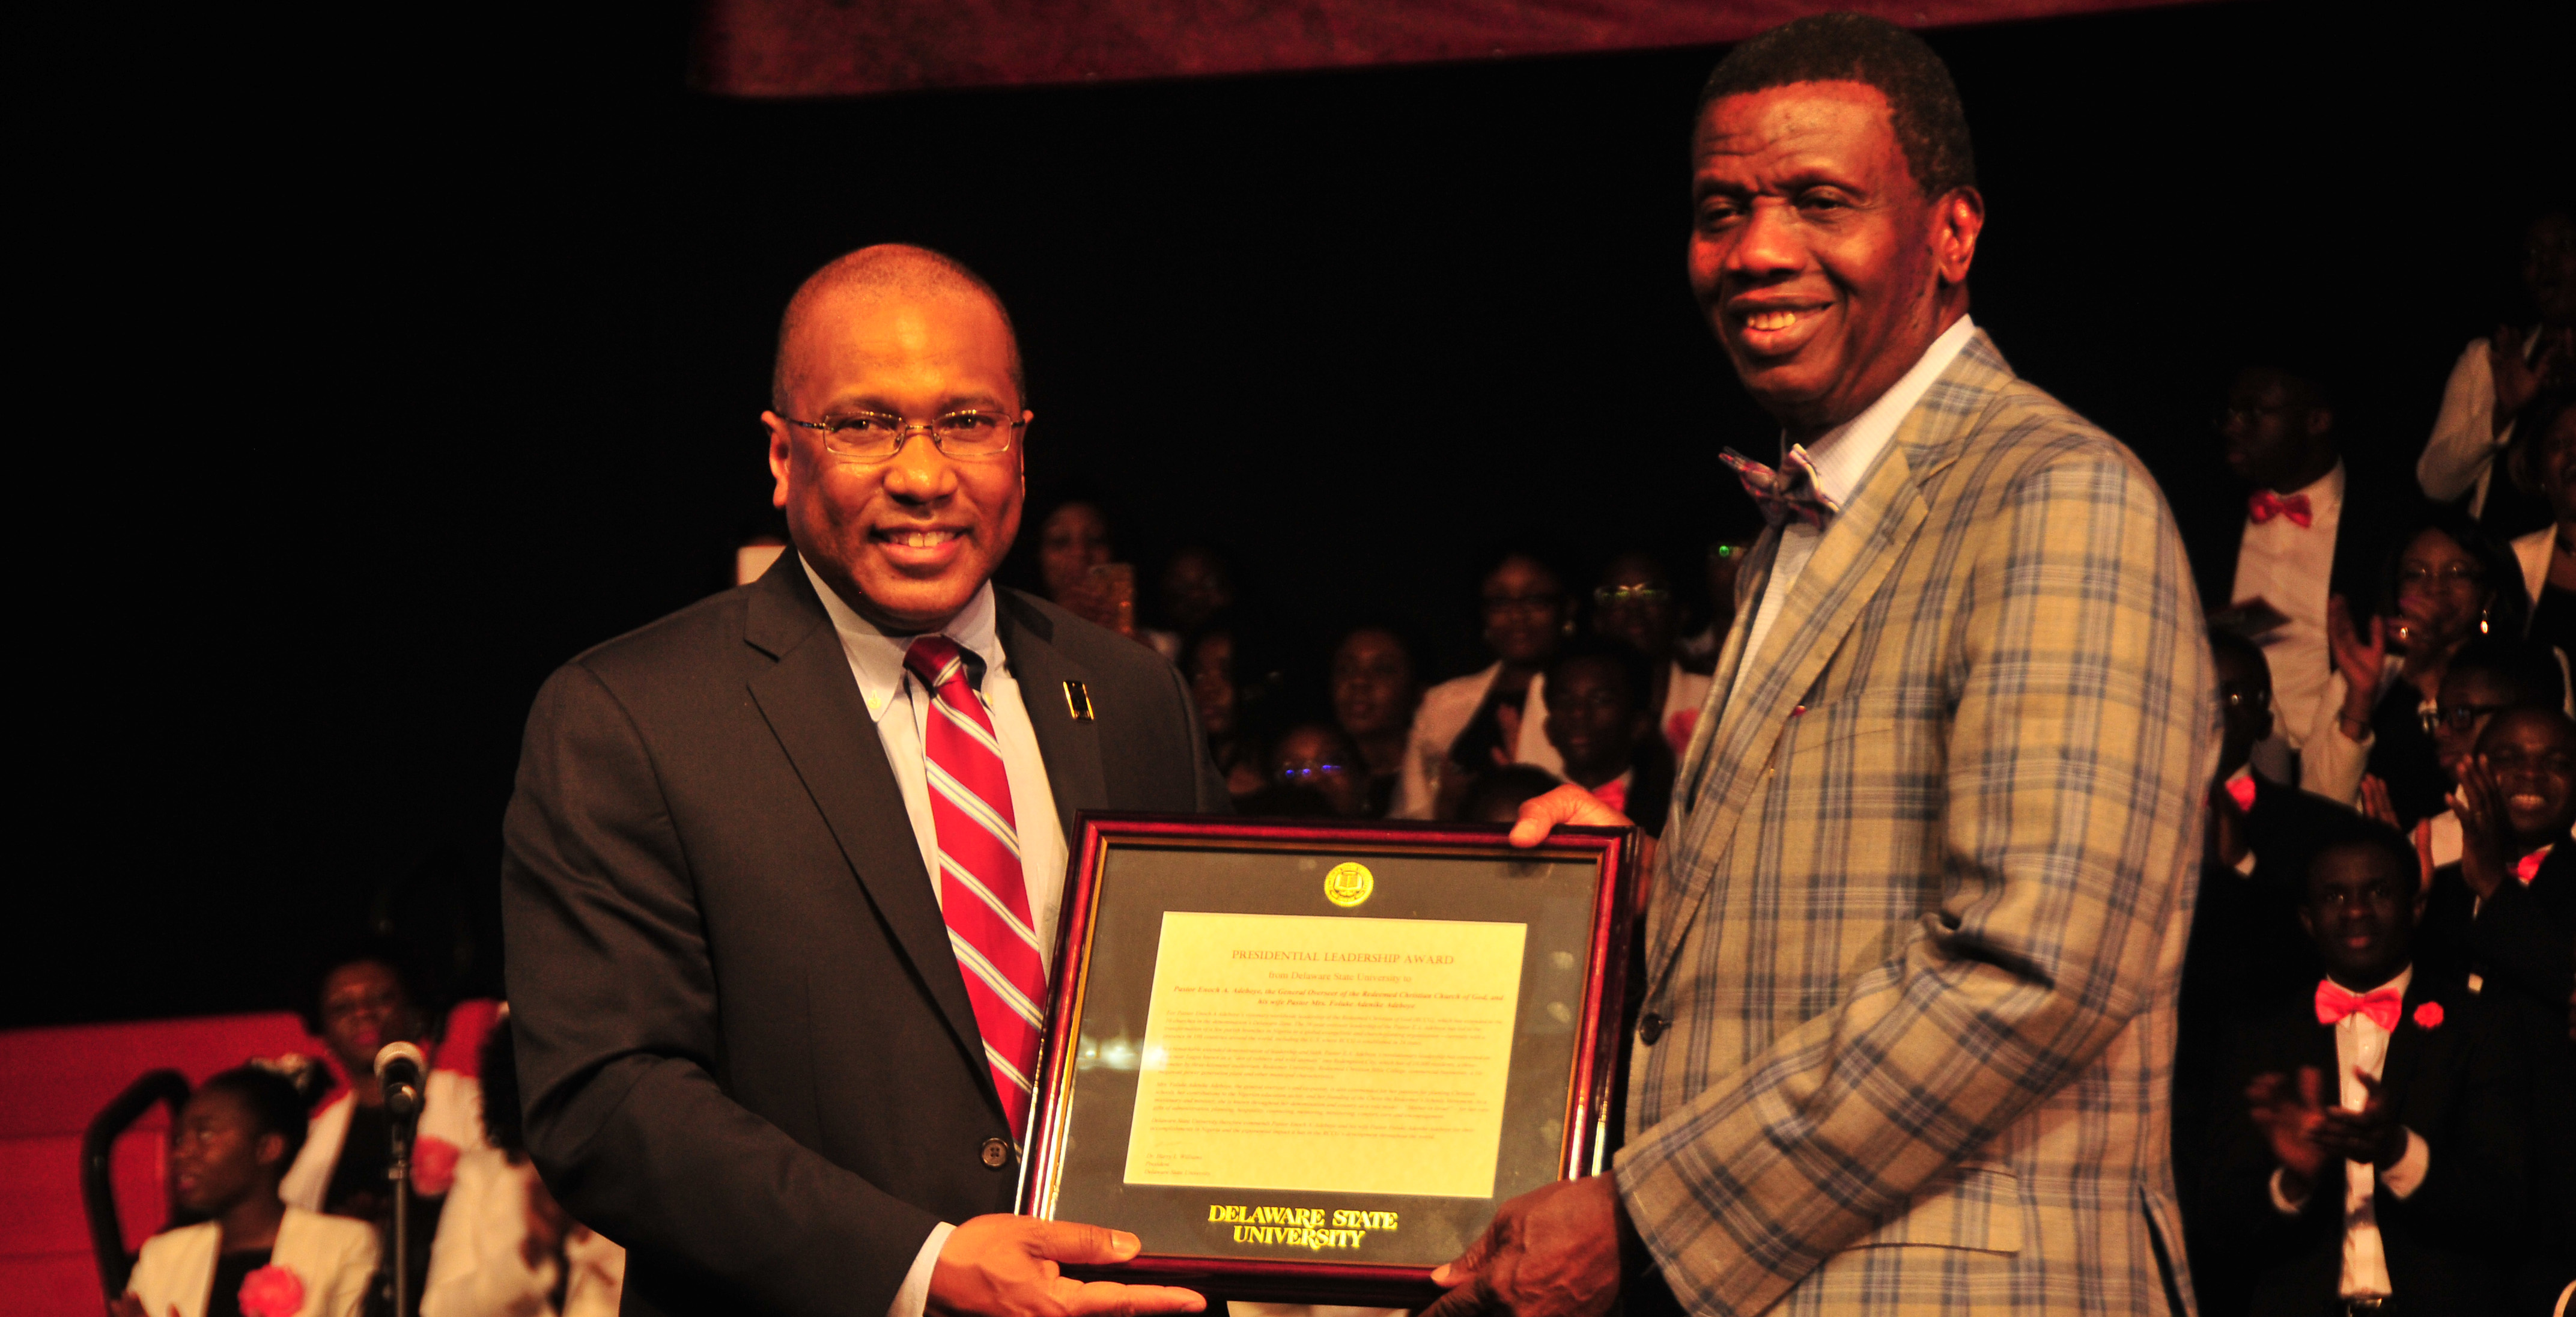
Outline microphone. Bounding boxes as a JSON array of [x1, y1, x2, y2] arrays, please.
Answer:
[[374, 1041, 427, 1118]]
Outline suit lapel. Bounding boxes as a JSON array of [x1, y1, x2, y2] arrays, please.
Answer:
[[994, 591, 1108, 848], [1648, 333, 2008, 988], [1650, 428, 1933, 978], [2377, 977, 2437, 1115], [742, 561, 989, 1087]]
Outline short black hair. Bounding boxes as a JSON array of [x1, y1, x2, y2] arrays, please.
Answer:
[[198, 1063, 327, 1170], [1462, 765, 1566, 823], [2208, 627, 2268, 677], [1544, 636, 1653, 713], [2306, 817, 2422, 901], [2444, 636, 2567, 711], [1700, 13, 1976, 198]]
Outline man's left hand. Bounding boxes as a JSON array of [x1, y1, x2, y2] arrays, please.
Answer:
[[2313, 1071, 2408, 1169], [1421, 1175, 1632, 1317]]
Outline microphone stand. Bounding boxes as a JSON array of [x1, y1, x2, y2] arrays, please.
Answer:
[[386, 1075, 422, 1317]]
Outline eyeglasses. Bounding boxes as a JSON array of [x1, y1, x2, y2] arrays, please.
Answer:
[[2422, 701, 2511, 735], [1277, 762, 1349, 782], [2395, 563, 2483, 591], [2219, 684, 2271, 711], [1594, 585, 1671, 607], [1709, 543, 1752, 561], [779, 409, 1024, 462]]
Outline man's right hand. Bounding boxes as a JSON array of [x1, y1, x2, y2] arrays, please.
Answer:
[[1507, 785, 1633, 848], [2325, 596, 2385, 733], [1508, 786, 1651, 906], [929, 1216, 1206, 1317], [2246, 1066, 2331, 1196]]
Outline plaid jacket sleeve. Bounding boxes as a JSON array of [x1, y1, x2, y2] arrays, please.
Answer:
[[1615, 427, 2213, 1315]]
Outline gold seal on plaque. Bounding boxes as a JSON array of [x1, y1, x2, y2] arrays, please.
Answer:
[[1323, 862, 1375, 907]]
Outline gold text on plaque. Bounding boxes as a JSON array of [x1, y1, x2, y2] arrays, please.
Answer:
[[1207, 1204, 1399, 1250]]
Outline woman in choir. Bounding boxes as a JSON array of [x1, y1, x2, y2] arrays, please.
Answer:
[[118, 1065, 379, 1317]]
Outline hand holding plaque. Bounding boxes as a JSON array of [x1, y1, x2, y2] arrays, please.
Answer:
[[929, 1217, 1206, 1317]]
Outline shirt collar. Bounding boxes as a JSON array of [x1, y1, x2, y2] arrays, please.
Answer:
[[1792, 313, 1978, 508], [2339, 963, 2414, 1003], [799, 555, 1003, 723], [2277, 460, 2345, 513]]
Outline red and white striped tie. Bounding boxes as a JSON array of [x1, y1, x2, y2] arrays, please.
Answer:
[[903, 635, 1048, 1139]]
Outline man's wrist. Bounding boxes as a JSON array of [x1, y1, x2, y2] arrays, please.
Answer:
[[1605, 1173, 1651, 1280]]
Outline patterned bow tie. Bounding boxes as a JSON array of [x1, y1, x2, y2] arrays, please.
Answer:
[[1721, 446, 1841, 529], [2248, 490, 2313, 528], [2314, 979, 2402, 1030]]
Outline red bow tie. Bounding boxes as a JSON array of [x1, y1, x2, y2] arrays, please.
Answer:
[[2249, 490, 2313, 528], [2517, 846, 2550, 884], [1721, 446, 1841, 529], [2223, 774, 2258, 812], [2315, 979, 2402, 1030]]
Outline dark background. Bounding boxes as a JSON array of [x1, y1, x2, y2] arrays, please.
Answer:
[[16, 0, 2568, 1028]]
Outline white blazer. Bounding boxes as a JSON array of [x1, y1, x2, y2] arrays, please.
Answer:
[[126, 1206, 378, 1317], [281, 1069, 485, 1211], [2516, 525, 2551, 617], [422, 1146, 625, 1317], [1391, 662, 1563, 818]]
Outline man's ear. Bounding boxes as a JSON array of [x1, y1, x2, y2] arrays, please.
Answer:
[[2304, 407, 2335, 442], [255, 1131, 287, 1173], [2296, 905, 2315, 938], [1933, 186, 1985, 287], [762, 412, 796, 510]]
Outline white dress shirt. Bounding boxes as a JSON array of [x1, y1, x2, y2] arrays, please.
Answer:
[[2232, 463, 2345, 754], [1731, 314, 1978, 702], [2268, 965, 2431, 1301], [800, 558, 1066, 1317]]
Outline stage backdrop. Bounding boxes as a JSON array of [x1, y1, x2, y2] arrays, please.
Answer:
[[694, 0, 2217, 97]]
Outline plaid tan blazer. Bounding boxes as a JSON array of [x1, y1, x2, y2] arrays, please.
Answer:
[[1618, 331, 2216, 1316]]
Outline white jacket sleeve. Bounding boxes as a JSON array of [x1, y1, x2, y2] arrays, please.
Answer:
[[2419, 339, 2506, 503], [2298, 668, 2371, 807], [422, 1150, 553, 1317]]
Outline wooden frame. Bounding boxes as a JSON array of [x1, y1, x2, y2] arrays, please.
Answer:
[[1017, 813, 1636, 1306]]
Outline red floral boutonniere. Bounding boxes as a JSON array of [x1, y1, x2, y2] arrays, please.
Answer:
[[238, 1264, 304, 1317], [412, 1135, 460, 1197], [2412, 1001, 2444, 1030]]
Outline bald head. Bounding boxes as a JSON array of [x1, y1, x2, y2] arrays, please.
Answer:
[[771, 245, 1025, 412]]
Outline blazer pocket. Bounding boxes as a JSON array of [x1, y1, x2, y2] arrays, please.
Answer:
[[1851, 1161, 2025, 1254]]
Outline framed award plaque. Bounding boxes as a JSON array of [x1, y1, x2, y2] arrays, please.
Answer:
[[1016, 814, 1638, 1306]]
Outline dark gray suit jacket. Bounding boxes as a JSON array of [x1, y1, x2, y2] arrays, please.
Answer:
[[500, 555, 1226, 1317]]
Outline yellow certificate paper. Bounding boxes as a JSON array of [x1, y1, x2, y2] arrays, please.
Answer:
[[1123, 911, 1528, 1199]]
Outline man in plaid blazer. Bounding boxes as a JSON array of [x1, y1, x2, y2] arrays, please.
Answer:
[[1426, 16, 2214, 1317]]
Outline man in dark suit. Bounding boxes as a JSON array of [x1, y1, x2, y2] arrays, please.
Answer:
[[2188, 361, 2422, 785], [501, 245, 1220, 1317], [2200, 823, 2528, 1316], [2426, 704, 2576, 1014], [2180, 626, 2359, 1283]]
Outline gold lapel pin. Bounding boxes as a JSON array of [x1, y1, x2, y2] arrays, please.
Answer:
[[1062, 680, 1095, 722]]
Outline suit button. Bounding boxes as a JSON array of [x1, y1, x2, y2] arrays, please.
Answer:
[[1639, 1012, 1666, 1045], [980, 1137, 1012, 1169]]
